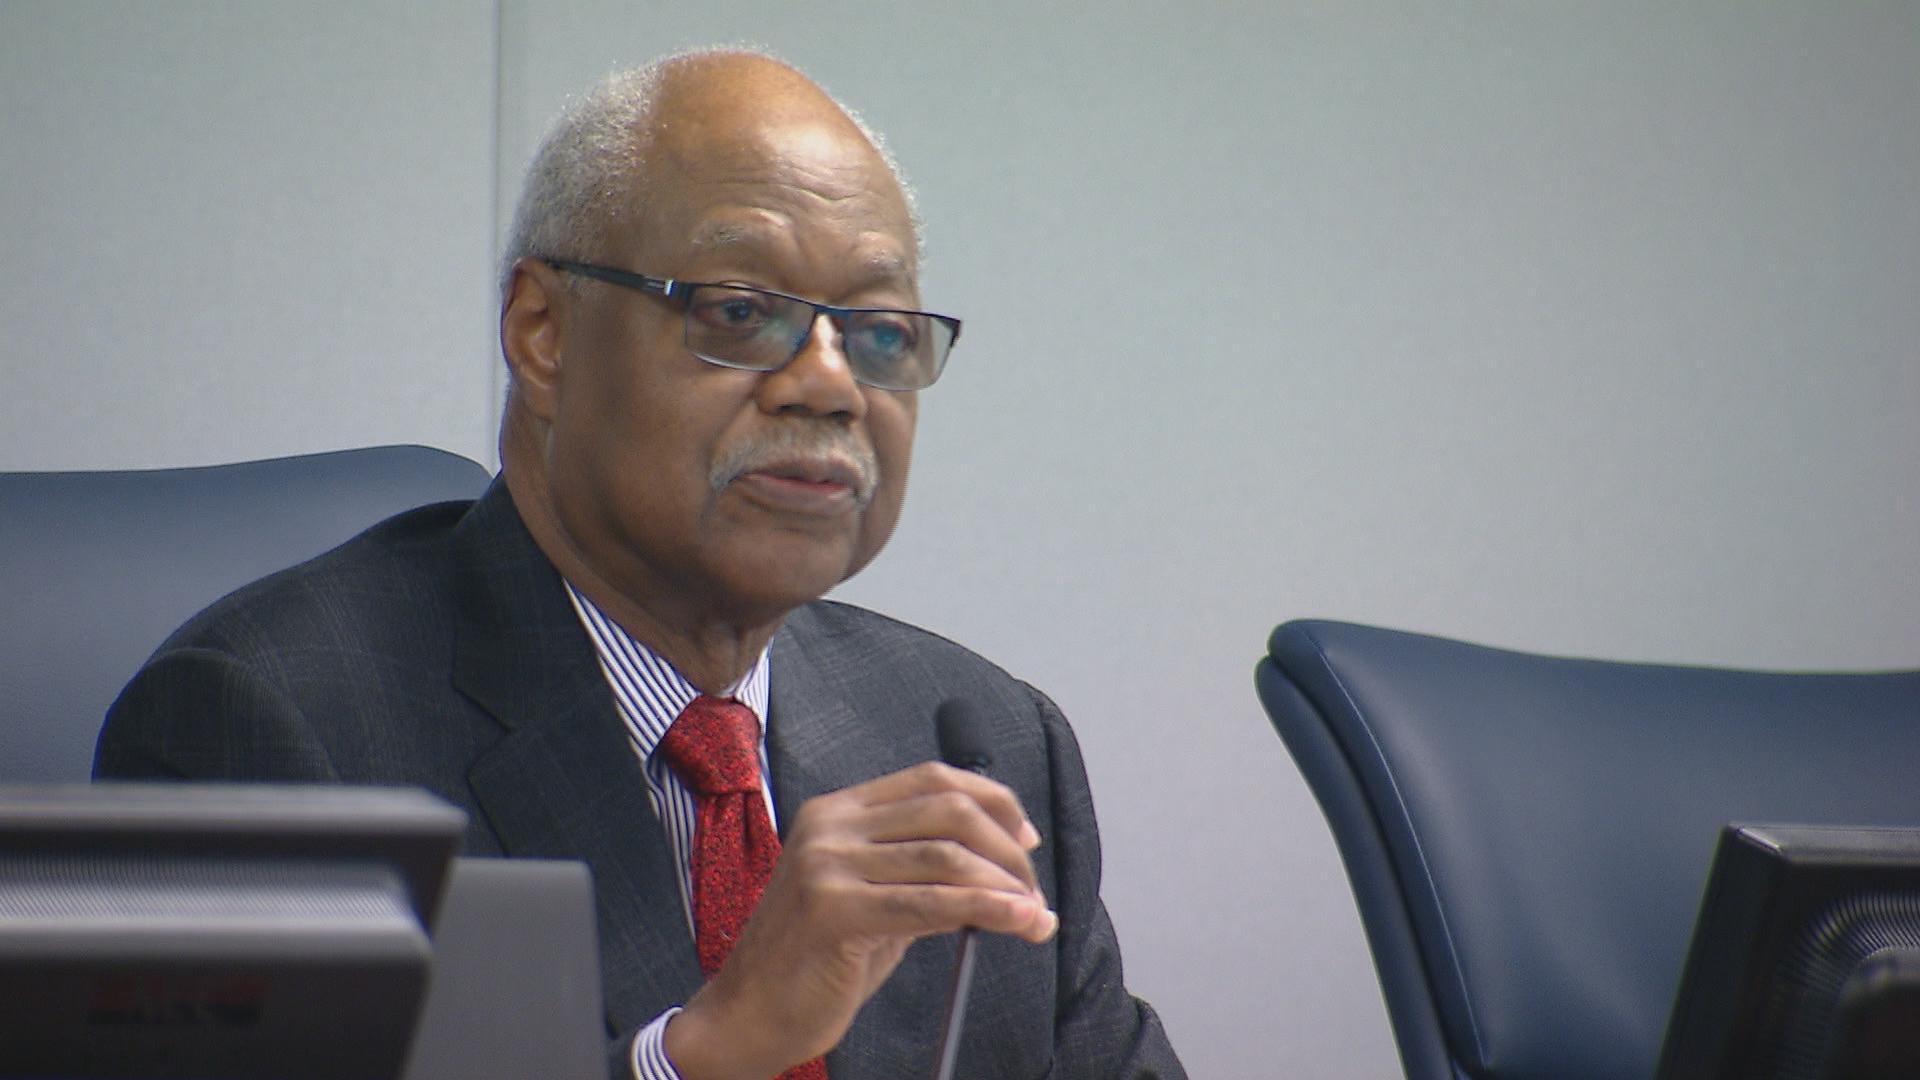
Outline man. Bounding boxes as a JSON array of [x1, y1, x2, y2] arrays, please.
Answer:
[[98, 50, 1184, 1079]]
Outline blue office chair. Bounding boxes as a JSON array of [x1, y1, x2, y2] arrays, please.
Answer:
[[1256, 619, 1920, 1080], [0, 445, 492, 783]]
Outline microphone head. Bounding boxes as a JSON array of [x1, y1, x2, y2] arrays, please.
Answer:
[[934, 699, 993, 774]]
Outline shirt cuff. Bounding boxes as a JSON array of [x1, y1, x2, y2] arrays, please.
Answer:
[[630, 1007, 684, 1080]]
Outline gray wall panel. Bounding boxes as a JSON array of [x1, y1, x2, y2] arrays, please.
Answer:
[[0, 1, 499, 469]]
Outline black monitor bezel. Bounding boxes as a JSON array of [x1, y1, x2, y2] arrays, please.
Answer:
[[1657, 823, 1920, 1080]]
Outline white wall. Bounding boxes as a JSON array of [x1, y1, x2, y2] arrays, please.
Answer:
[[0, 1, 500, 469], [6, 4, 1918, 1077]]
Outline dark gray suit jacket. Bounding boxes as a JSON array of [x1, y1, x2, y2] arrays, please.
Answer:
[[96, 481, 1184, 1079]]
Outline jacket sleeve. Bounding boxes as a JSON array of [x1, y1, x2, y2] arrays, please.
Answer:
[[1032, 686, 1188, 1079], [94, 644, 342, 782]]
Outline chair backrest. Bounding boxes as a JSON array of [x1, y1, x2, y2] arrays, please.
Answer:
[[1256, 619, 1920, 1080], [0, 445, 491, 784]]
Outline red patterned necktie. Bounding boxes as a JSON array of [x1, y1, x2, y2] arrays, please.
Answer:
[[657, 695, 828, 1080]]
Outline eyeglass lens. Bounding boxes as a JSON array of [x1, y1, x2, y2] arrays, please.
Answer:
[[684, 285, 951, 390]]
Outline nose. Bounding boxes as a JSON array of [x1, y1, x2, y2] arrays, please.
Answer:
[[755, 312, 867, 421]]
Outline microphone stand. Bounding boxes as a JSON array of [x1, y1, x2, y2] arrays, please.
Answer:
[[930, 928, 979, 1080]]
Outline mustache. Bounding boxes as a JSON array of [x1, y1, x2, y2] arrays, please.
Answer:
[[709, 424, 880, 507]]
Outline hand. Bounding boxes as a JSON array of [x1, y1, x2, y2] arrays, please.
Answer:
[[663, 761, 1057, 1079]]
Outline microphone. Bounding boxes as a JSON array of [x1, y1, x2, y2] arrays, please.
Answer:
[[935, 698, 992, 774], [931, 699, 992, 1080]]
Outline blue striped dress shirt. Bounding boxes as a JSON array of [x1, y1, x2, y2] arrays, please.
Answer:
[[564, 582, 774, 1080]]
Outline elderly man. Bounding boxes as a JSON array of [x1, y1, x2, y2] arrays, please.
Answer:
[[98, 50, 1184, 1079]]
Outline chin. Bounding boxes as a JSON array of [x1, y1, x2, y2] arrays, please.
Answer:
[[714, 544, 866, 618]]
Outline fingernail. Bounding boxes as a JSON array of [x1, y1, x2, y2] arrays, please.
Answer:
[[1020, 820, 1041, 849]]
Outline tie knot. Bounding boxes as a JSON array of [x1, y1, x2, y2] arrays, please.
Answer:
[[658, 696, 764, 795]]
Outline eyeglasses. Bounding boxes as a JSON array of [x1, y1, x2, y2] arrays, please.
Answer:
[[543, 258, 961, 392]]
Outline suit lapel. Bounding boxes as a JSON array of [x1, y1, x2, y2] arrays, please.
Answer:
[[446, 483, 704, 1038], [764, 609, 934, 828]]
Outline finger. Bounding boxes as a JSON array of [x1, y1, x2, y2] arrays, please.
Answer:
[[855, 790, 1042, 891], [838, 880, 1059, 943], [845, 761, 1040, 849], [839, 836, 1035, 895]]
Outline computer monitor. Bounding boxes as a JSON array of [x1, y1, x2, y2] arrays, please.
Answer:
[[1657, 823, 1920, 1080], [0, 783, 465, 1079]]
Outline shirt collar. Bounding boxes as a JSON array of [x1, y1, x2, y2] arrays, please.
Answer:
[[562, 580, 772, 761]]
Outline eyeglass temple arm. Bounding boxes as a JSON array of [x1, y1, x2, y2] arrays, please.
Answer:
[[542, 259, 678, 299]]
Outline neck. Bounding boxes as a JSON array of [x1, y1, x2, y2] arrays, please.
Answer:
[[499, 411, 785, 694]]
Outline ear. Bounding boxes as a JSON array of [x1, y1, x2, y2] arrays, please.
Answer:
[[500, 257, 568, 422]]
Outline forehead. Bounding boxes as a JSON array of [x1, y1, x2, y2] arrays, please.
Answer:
[[629, 107, 918, 295]]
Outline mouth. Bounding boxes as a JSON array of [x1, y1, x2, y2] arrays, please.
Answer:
[[748, 456, 865, 492], [711, 424, 881, 517], [725, 452, 875, 515]]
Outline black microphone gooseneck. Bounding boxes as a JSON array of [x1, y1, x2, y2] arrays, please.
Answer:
[[931, 699, 993, 1080]]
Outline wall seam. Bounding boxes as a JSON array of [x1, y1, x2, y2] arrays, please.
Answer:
[[483, 0, 506, 470]]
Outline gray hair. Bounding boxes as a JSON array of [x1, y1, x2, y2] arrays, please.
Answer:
[[498, 47, 919, 306]]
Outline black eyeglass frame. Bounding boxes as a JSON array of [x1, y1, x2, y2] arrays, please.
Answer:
[[542, 258, 961, 391]]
